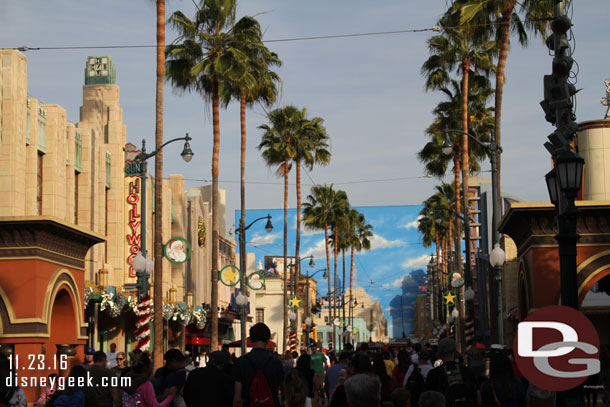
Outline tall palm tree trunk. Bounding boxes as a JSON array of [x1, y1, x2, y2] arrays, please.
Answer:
[[239, 92, 247, 347], [453, 153, 462, 274], [282, 153, 289, 352], [495, 6, 514, 216], [210, 77, 221, 352], [349, 246, 354, 342], [295, 162, 302, 301], [325, 221, 331, 348], [342, 247, 346, 347], [153, 0, 165, 369], [461, 60, 470, 273], [332, 223, 338, 349]]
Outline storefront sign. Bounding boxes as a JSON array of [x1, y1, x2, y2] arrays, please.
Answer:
[[163, 237, 191, 264], [126, 177, 141, 279]]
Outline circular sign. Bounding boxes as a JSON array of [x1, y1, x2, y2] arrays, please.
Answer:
[[443, 290, 456, 305], [163, 237, 191, 264], [288, 295, 302, 309], [246, 271, 265, 290], [513, 305, 600, 391], [218, 265, 240, 287], [449, 270, 464, 289], [333, 318, 341, 327]]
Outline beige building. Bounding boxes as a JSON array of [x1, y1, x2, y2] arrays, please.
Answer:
[[0, 50, 238, 353]]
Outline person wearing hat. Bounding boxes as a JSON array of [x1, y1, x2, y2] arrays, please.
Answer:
[[183, 351, 234, 407], [80, 346, 95, 368], [424, 338, 476, 406], [153, 349, 188, 401]]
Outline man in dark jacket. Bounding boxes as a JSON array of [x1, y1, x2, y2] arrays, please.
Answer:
[[184, 351, 234, 407], [153, 349, 188, 397], [424, 338, 476, 406]]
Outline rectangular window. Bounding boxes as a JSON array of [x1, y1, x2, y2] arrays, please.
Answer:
[[37, 107, 46, 153], [324, 316, 328, 323], [74, 172, 79, 224], [105, 151, 111, 188], [256, 308, 264, 324], [26, 99, 30, 145], [74, 132, 82, 172], [317, 332, 323, 342], [37, 152, 43, 214], [105, 187, 109, 262]]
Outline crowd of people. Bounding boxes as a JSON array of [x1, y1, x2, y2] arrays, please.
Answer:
[[1, 323, 609, 406]]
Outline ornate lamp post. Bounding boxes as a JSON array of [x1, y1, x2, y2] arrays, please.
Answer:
[[305, 268, 327, 352], [133, 134, 193, 351], [235, 214, 273, 356], [545, 149, 585, 309], [442, 129, 504, 346]]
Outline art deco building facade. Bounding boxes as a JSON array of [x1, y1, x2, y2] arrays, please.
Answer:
[[0, 50, 237, 367]]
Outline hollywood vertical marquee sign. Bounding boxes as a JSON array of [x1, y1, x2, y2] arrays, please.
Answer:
[[125, 143, 142, 282]]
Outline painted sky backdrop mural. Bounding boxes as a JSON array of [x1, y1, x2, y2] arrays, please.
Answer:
[[237, 205, 430, 338]]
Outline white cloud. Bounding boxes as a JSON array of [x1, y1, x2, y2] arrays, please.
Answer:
[[400, 215, 423, 230], [369, 234, 404, 250], [401, 254, 430, 269], [249, 233, 280, 246], [302, 239, 327, 259]]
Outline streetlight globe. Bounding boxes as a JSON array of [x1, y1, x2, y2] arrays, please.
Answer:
[[305, 316, 312, 327], [309, 257, 315, 268], [133, 251, 146, 273], [264, 216, 273, 233], [323, 271, 328, 279], [451, 308, 459, 318], [180, 134, 194, 163], [441, 134, 454, 156], [288, 310, 297, 321], [236, 292, 248, 306], [490, 243, 506, 267], [145, 257, 154, 273], [464, 287, 475, 301]]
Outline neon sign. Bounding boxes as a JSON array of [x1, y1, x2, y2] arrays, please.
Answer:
[[126, 178, 141, 278]]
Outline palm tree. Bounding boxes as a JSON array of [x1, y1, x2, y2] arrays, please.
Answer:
[[222, 18, 281, 327], [418, 75, 494, 279], [153, 0, 166, 369], [292, 115, 330, 295], [258, 105, 307, 351], [422, 9, 495, 280], [347, 209, 372, 339], [459, 0, 553, 204], [303, 184, 347, 349], [328, 190, 349, 348], [166, 0, 256, 351]]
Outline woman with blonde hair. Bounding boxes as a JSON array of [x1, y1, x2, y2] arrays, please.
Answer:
[[285, 369, 316, 407]]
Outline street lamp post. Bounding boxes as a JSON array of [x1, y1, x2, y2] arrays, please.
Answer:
[[235, 214, 273, 356], [442, 129, 505, 345], [305, 268, 327, 352], [132, 134, 193, 352]]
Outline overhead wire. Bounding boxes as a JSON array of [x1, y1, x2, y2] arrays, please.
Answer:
[[6, 18, 554, 52]]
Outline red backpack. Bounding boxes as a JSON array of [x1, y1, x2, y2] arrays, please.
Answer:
[[246, 355, 274, 407]]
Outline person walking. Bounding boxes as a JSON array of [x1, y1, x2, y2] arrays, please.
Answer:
[[424, 338, 476, 406], [89, 351, 122, 407], [325, 351, 351, 398], [106, 343, 118, 369], [343, 374, 381, 407], [284, 370, 316, 407], [111, 352, 128, 377], [295, 354, 316, 400], [480, 352, 526, 407], [183, 351, 233, 407], [310, 343, 327, 394], [153, 349, 188, 404], [232, 323, 284, 407], [122, 353, 176, 407], [391, 350, 411, 390]]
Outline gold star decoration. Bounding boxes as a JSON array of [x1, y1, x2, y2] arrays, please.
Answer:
[[224, 268, 239, 284], [443, 291, 456, 305], [288, 296, 301, 309]]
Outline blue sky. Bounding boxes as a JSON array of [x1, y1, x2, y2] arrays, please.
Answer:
[[2, 1, 609, 222], [238, 206, 430, 338], [3, 1, 608, 334]]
